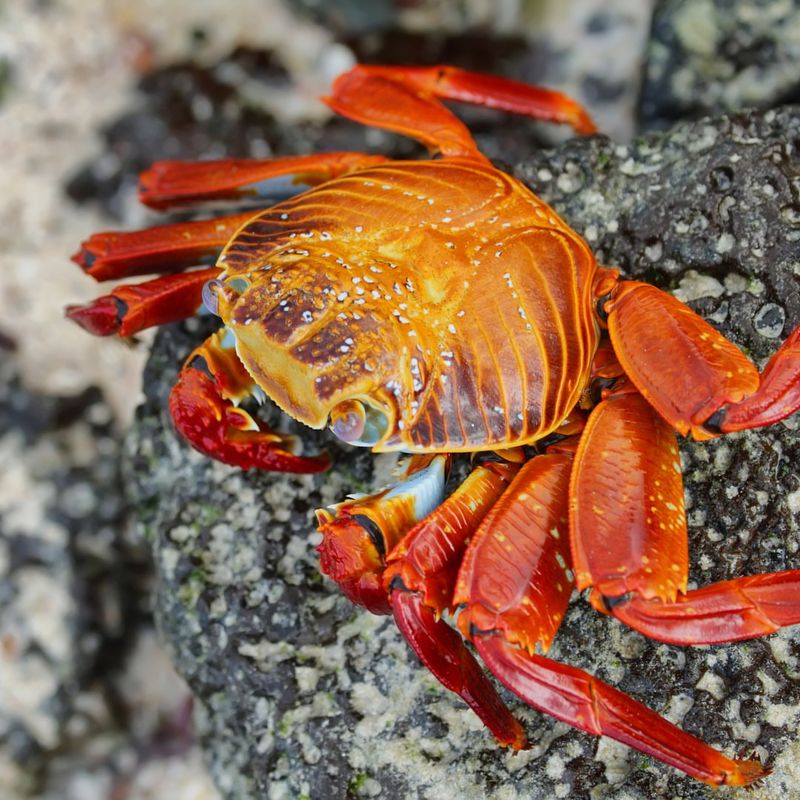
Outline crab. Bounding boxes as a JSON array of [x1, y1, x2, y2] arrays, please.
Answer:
[[67, 64, 800, 786]]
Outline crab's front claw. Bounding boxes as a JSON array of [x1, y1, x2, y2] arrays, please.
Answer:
[[313, 511, 390, 613], [169, 333, 331, 474], [315, 455, 449, 611]]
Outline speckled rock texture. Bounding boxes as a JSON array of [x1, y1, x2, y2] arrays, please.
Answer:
[[128, 107, 800, 799], [641, 0, 800, 129], [0, 352, 223, 800], [0, 358, 120, 746], [0, 357, 128, 793]]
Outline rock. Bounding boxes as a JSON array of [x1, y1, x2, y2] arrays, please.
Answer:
[[128, 106, 800, 799], [0, 359, 126, 794], [641, 0, 800, 129], [0, 356, 220, 800]]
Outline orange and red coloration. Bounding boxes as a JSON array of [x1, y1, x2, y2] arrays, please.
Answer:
[[67, 64, 800, 786]]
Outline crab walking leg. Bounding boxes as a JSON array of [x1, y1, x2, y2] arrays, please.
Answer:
[[606, 281, 800, 439], [475, 637, 766, 787], [717, 322, 800, 432], [65, 267, 221, 337], [609, 571, 800, 645], [454, 454, 576, 656], [139, 152, 388, 211], [392, 592, 528, 750], [452, 450, 766, 786], [571, 391, 800, 643], [405, 452, 580, 747], [316, 457, 527, 746], [384, 460, 518, 614], [169, 329, 330, 473], [326, 66, 596, 159], [384, 461, 527, 749], [73, 211, 258, 281]]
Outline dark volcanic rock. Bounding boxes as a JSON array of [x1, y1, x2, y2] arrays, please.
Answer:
[[128, 107, 800, 799], [641, 0, 800, 129]]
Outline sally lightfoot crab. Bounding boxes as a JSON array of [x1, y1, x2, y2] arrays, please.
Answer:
[[67, 65, 800, 786]]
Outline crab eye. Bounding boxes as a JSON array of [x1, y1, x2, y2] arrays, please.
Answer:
[[329, 399, 388, 447], [202, 279, 224, 316], [202, 277, 249, 317], [329, 399, 366, 443]]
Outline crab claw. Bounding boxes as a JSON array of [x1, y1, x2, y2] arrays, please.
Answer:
[[315, 455, 448, 610], [169, 346, 331, 474]]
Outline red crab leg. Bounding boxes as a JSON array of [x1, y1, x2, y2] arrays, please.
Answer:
[[385, 460, 527, 749], [315, 454, 450, 614], [385, 455, 577, 751], [475, 636, 766, 787], [169, 329, 330, 473], [570, 390, 689, 605], [452, 451, 765, 786], [455, 454, 576, 655], [73, 211, 257, 281], [717, 322, 800, 432], [139, 152, 388, 211], [317, 457, 528, 747], [571, 390, 800, 643], [384, 460, 517, 614], [609, 571, 800, 645], [325, 65, 596, 159], [392, 592, 528, 750], [606, 280, 800, 439], [65, 267, 220, 337]]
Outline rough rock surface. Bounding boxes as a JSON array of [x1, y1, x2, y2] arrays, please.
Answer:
[[128, 107, 800, 799], [0, 358, 121, 764], [641, 0, 800, 129], [0, 358, 126, 794]]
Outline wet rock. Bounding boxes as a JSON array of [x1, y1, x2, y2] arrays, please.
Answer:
[[641, 0, 800, 129], [129, 106, 800, 799]]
